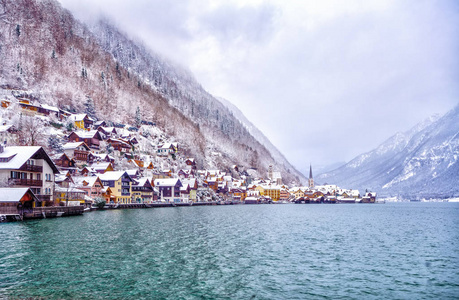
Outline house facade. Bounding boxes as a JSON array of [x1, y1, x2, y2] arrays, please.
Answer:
[[99, 171, 133, 203], [154, 178, 182, 203], [0, 146, 59, 205]]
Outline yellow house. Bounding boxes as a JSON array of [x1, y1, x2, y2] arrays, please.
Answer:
[[263, 186, 281, 201], [255, 185, 265, 196], [54, 186, 86, 206], [292, 188, 305, 199], [69, 113, 93, 130], [99, 171, 134, 203]]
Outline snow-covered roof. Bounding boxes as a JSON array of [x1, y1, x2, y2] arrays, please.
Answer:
[[181, 178, 196, 186], [126, 169, 139, 176], [40, 104, 59, 112], [72, 176, 100, 187], [0, 146, 57, 171], [62, 142, 88, 151], [132, 177, 150, 187], [75, 130, 100, 139], [0, 125, 13, 132], [159, 143, 175, 149], [0, 188, 36, 203], [99, 171, 132, 182], [154, 178, 181, 187], [69, 113, 88, 122], [89, 162, 112, 171]]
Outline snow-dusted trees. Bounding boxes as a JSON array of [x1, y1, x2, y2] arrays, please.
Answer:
[[14, 115, 46, 146], [84, 96, 97, 120], [48, 135, 63, 153], [135, 106, 141, 128]]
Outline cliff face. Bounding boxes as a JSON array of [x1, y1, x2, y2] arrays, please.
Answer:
[[317, 105, 459, 199], [0, 0, 304, 183]]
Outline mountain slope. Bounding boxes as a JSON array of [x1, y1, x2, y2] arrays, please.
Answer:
[[218, 97, 304, 182], [317, 104, 459, 199], [0, 0, 303, 183], [90, 18, 305, 183]]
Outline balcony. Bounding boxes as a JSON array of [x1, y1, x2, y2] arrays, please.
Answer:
[[9, 178, 43, 187], [21, 164, 43, 172]]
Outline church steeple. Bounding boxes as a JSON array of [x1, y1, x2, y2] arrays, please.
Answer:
[[308, 164, 314, 189]]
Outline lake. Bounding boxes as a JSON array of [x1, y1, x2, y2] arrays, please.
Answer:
[[1, 203, 458, 299]]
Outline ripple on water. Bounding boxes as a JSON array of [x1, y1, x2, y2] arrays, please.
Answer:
[[0, 203, 458, 299]]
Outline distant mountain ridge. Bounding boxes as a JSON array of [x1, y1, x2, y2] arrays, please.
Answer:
[[0, 0, 305, 183], [317, 104, 459, 199]]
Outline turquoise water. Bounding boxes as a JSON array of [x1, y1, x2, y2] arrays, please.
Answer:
[[1, 203, 458, 299]]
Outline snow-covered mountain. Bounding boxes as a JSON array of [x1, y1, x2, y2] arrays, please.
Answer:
[[0, 0, 305, 183], [317, 104, 459, 199]]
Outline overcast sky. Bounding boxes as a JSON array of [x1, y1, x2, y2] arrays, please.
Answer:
[[59, 0, 459, 175]]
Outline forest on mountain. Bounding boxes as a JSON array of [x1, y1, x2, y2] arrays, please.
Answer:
[[0, 0, 305, 183]]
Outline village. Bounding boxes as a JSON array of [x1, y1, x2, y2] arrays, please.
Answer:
[[0, 93, 376, 222]]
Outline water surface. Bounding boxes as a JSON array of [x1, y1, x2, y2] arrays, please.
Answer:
[[1, 203, 458, 299]]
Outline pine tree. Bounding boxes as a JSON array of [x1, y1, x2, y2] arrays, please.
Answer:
[[48, 135, 63, 153], [84, 96, 97, 120], [135, 106, 142, 128]]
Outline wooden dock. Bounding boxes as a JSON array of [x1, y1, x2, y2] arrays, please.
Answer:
[[23, 206, 84, 219]]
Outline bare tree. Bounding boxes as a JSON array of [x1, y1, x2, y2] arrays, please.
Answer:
[[15, 115, 46, 146]]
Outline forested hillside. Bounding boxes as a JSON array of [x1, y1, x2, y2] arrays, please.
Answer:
[[0, 0, 304, 183]]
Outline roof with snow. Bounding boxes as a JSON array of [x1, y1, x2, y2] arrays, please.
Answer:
[[154, 178, 182, 187], [69, 114, 89, 122], [72, 176, 101, 187], [40, 104, 59, 112], [62, 142, 89, 151], [71, 130, 101, 139], [0, 125, 13, 132], [99, 171, 133, 182], [0, 146, 59, 173], [89, 162, 112, 171], [0, 188, 38, 203]]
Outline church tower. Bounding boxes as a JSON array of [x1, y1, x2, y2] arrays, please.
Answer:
[[268, 165, 273, 181], [308, 164, 314, 189]]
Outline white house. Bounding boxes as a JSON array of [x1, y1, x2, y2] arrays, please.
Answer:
[[0, 145, 59, 204]]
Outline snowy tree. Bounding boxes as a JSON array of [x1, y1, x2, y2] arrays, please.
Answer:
[[84, 96, 97, 120], [14, 115, 46, 146], [48, 135, 63, 153], [135, 106, 141, 128], [106, 143, 114, 154]]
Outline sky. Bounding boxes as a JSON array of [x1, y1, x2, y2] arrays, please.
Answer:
[[58, 0, 459, 175]]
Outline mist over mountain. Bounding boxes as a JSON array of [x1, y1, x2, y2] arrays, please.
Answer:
[[317, 105, 459, 199], [0, 0, 305, 183]]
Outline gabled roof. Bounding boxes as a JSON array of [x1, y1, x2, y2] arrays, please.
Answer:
[[40, 104, 59, 113], [107, 138, 131, 147], [132, 177, 152, 188], [69, 130, 102, 140], [0, 188, 38, 203], [126, 169, 140, 176], [62, 142, 90, 151], [159, 143, 176, 150], [89, 162, 113, 171], [0, 124, 14, 133], [69, 113, 89, 122], [99, 171, 133, 182], [0, 146, 59, 173], [154, 178, 182, 188], [72, 176, 102, 188]]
